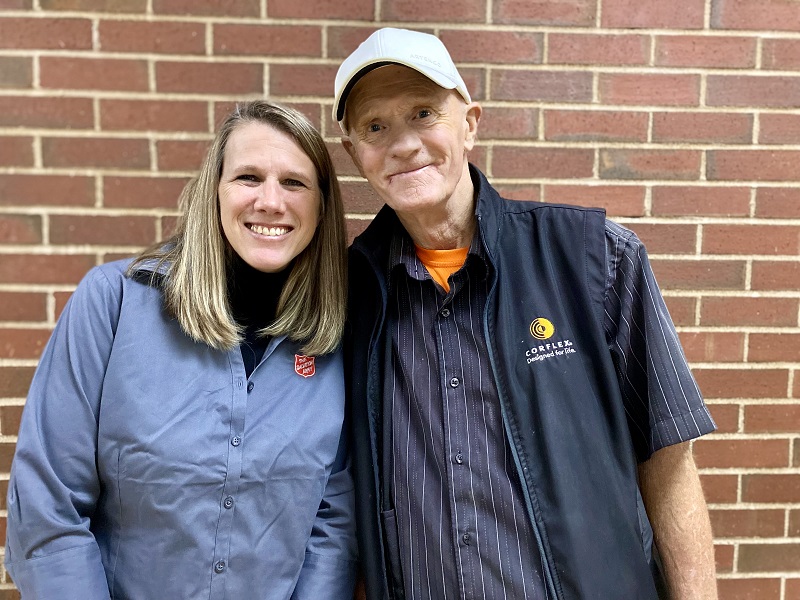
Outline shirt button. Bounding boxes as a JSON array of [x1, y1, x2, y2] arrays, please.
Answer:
[[440, 308, 451, 318], [237, 379, 243, 388], [455, 452, 464, 464], [449, 377, 460, 388], [214, 560, 226, 573], [231, 436, 241, 447], [246, 381, 254, 392], [223, 496, 234, 509], [462, 533, 471, 545]]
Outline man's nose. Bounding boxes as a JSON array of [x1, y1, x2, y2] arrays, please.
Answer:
[[388, 126, 422, 157]]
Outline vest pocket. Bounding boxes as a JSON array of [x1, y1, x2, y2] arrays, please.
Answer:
[[380, 508, 405, 599]]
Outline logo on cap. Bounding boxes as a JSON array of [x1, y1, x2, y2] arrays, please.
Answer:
[[294, 354, 316, 378]]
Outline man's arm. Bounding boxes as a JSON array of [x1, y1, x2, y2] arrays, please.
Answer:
[[638, 441, 718, 600]]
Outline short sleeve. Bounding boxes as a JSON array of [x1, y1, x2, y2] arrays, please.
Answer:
[[603, 220, 716, 461]]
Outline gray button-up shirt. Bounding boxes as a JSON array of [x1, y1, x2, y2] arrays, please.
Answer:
[[5, 260, 357, 599]]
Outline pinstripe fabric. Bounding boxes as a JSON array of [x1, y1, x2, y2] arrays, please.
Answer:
[[384, 219, 713, 599]]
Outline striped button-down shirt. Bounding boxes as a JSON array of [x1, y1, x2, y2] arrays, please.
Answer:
[[384, 219, 713, 600]]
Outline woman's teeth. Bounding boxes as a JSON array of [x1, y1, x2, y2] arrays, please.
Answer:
[[249, 224, 289, 236]]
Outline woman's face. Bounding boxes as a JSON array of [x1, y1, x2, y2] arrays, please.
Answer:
[[218, 122, 321, 273]]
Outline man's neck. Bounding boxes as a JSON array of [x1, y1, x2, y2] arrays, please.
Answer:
[[395, 170, 477, 250]]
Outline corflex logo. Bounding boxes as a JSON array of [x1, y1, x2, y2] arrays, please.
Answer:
[[524, 317, 576, 365], [529, 317, 555, 340]]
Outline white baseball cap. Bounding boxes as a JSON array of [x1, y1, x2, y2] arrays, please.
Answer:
[[332, 27, 471, 129]]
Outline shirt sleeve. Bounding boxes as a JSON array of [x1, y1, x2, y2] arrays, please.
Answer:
[[603, 220, 716, 461], [5, 266, 121, 599], [290, 425, 358, 600]]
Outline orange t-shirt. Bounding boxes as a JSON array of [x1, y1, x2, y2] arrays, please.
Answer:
[[415, 245, 469, 293]]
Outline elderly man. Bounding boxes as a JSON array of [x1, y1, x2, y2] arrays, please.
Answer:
[[336, 27, 717, 600]]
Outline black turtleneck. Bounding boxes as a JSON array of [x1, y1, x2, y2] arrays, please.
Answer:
[[228, 255, 291, 377]]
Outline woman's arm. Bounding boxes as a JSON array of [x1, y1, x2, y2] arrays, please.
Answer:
[[5, 266, 122, 599], [290, 428, 358, 600]]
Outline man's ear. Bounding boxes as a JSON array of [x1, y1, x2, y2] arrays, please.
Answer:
[[341, 137, 366, 178], [464, 102, 482, 153]]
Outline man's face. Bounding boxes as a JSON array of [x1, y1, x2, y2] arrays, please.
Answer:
[[342, 65, 480, 218]]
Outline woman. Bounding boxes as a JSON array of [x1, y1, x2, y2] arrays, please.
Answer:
[[5, 101, 356, 599]]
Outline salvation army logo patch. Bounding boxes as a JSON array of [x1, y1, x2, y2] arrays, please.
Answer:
[[294, 354, 316, 378]]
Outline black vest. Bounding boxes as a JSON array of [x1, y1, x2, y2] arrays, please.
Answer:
[[346, 166, 660, 599]]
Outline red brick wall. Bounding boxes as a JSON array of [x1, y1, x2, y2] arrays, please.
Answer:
[[1, 0, 799, 597]]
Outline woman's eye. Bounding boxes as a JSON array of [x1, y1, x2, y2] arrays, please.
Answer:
[[284, 179, 306, 187], [237, 174, 258, 182]]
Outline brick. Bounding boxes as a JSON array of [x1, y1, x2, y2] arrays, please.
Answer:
[[0, 328, 50, 360], [0, 588, 20, 600], [651, 186, 751, 217], [752, 261, 800, 291], [0, 0, 30, 7], [700, 474, 738, 504], [491, 70, 592, 103], [655, 36, 756, 69], [715, 544, 733, 572], [104, 176, 188, 210], [708, 151, 800, 182], [751, 334, 800, 363], [602, 0, 704, 28], [694, 438, 789, 469], [544, 110, 647, 142], [153, 0, 259, 16], [679, 332, 745, 363], [692, 368, 788, 399], [701, 296, 798, 327], [268, 0, 373, 19], [763, 39, 800, 70], [492, 184, 542, 203], [0, 214, 41, 245], [746, 404, 800, 433], [548, 33, 649, 66], [0, 57, 32, 89], [0, 443, 16, 471], [716, 578, 781, 599], [0, 292, 47, 321], [42, 137, 150, 170], [759, 113, 800, 145], [664, 296, 697, 326], [711, 0, 800, 32], [340, 181, 382, 214], [440, 30, 542, 64], [650, 259, 745, 290], [54, 291, 72, 321], [0, 96, 93, 129], [0, 406, 23, 435], [652, 112, 752, 144], [787, 579, 800, 598], [41, 56, 149, 92], [708, 75, 800, 108], [493, 0, 596, 26], [0, 137, 32, 167], [705, 403, 739, 434], [0, 18, 91, 50], [327, 26, 382, 58], [599, 73, 700, 106], [795, 440, 800, 464], [0, 254, 94, 285], [100, 100, 208, 133], [600, 149, 700, 181], [157, 139, 211, 172], [479, 107, 539, 140], [214, 24, 321, 57], [381, 0, 485, 22], [50, 215, 156, 246], [543, 184, 645, 217], [0, 174, 94, 207], [157, 62, 262, 95], [739, 543, 800, 572], [625, 223, 697, 254], [460, 67, 486, 101], [756, 187, 800, 219], [492, 147, 594, 179], [346, 218, 370, 244], [269, 64, 338, 97], [99, 20, 205, 55], [0, 366, 35, 397], [710, 508, 785, 538], [41, 0, 146, 9], [703, 224, 800, 255]]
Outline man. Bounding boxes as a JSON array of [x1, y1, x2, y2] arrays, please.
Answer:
[[336, 27, 718, 600]]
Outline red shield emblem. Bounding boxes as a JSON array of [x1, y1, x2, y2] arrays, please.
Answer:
[[294, 354, 316, 378]]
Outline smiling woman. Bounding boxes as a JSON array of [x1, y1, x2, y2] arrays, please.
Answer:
[[4, 101, 356, 600]]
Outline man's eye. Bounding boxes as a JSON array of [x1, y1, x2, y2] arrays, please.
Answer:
[[418, 109, 432, 118], [368, 123, 382, 133]]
